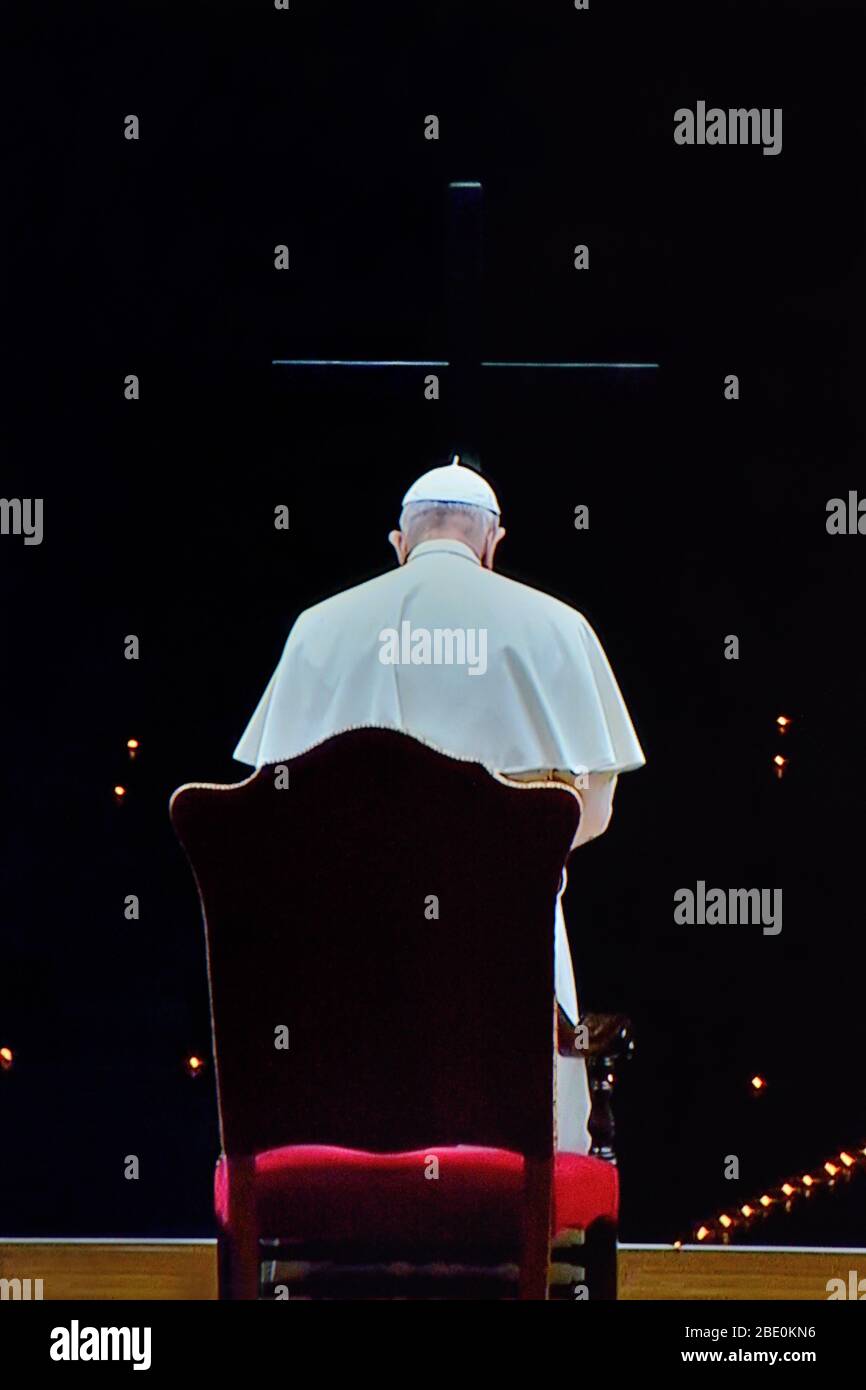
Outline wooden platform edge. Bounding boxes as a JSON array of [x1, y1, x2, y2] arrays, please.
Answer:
[[619, 1246, 866, 1301], [1, 1242, 862, 1300], [0, 1242, 219, 1301]]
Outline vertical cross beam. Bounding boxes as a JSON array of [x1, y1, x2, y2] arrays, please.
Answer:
[[446, 180, 483, 453], [272, 178, 659, 455]]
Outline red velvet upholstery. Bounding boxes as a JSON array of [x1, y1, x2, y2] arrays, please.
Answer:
[[215, 1145, 618, 1249]]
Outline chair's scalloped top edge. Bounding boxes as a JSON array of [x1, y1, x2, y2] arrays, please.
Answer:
[[169, 725, 582, 808]]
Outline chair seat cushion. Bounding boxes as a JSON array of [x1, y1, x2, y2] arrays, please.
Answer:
[[215, 1145, 618, 1248]]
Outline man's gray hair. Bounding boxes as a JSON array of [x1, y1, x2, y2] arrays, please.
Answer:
[[400, 501, 498, 551]]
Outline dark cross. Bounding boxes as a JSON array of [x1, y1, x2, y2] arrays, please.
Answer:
[[273, 181, 658, 462]]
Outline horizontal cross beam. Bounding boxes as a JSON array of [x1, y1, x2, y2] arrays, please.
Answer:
[[272, 360, 659, 369]]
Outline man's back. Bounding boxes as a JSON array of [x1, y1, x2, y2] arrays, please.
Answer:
[[234, 538, 644, 778]]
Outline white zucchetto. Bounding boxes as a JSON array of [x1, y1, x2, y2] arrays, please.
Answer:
[[401, 454, 501, 515]]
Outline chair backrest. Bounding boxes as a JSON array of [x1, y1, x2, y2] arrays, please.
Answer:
[[170, 728, 579, 1161]]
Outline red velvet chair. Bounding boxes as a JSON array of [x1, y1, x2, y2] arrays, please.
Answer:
[[170, 728, 623, 1300]]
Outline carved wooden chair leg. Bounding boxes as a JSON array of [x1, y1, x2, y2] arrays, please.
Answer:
[[519, 1154, 553, 1300], [557, 1010, 635, 1302], [219, 1154, 261, 1300]]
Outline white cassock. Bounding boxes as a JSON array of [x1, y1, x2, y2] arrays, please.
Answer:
[[234, 537, 645, 1152]]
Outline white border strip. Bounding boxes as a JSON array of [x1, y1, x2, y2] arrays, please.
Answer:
[[0, 1237, 217, 1246], [621, 1243, 866, 1255]]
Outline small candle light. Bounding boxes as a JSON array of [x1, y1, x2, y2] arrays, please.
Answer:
[[801, 1174, 814, 1188], [740, 1204, 755, 1219], [776, 715, 791, 734], [759, 1194, 773, 1208], [185, 1053, 206, 1078], [695, 1225, 711, 1242], [113, 785, 127, 803], [781, 1182, 796, 1197], [824, 1161, 840, 1178], [126, 738, 140, 760], [773, 755, 788, 779], [751, 1074, 766, 1092], [839, 1152, 855, 1168], [0, 1046, 13, 1071], [719, 1214, 733, 1229]]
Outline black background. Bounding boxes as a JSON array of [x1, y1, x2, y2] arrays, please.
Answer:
[[2, 0, 864, 1244]]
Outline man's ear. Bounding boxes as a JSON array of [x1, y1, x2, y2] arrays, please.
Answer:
[[388, 529, 409, 565], [481, 525, 506, 570]]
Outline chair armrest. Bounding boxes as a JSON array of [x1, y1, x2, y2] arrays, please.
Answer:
[[557, 1008, 634, 1061], [557, 1010, 635, 1165]]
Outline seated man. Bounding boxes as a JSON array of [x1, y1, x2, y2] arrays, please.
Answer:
[[233, 456, 645, 1152]]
